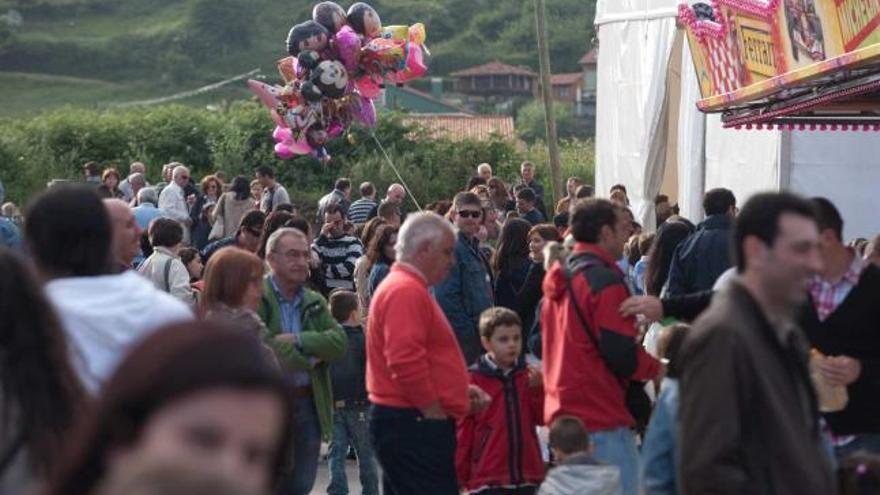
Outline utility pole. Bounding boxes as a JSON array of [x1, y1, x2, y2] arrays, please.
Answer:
[[534, 0, 563, 204]]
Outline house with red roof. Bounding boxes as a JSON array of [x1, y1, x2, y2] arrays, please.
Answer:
[[450, 62, 538, 98], [550, 73, 584, 103]]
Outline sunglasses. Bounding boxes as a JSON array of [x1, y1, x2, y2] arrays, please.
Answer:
[[458, 210, 482, 219]]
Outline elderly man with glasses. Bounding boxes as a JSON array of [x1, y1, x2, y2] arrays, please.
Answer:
[[158, 164, 193, 245], [258, 227, 347, 495]]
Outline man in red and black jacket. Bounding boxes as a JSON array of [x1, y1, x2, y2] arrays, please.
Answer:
[[541, 198, 661, 495]]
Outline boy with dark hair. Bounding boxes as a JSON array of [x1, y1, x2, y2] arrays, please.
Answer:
[[327, 289, 379, 495], [538, 416, 623, 495], [456, 307, 545, 495]]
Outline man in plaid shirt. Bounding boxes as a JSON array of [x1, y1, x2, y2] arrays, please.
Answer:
[[806, 197, 880, 459]]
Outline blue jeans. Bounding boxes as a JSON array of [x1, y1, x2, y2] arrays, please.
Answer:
[[328, 406, 379, 495], [836, 433, 880, 460], [591, 427, 639, 495], [276, 399, 322, 495]]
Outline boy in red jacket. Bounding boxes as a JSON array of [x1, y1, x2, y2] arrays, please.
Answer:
[[456, 307, 545, 494]]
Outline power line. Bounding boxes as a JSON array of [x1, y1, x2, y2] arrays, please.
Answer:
[[111, 68, 260, 108]]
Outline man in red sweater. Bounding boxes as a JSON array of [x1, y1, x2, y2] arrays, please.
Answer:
[[367, 211, 491, 495], [541, 198, 661, 495]]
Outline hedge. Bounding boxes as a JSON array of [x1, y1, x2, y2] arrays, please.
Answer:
[[0, 101, 594, 216]]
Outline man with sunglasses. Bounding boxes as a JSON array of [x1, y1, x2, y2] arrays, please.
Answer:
[[158, 164, 194, 245], [200, 210, 267, 263], [434, 192, 494, 365]]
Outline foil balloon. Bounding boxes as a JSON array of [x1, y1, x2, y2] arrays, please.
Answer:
[[327, 120, 345, 138], [360, 37, 406, 73], [311, 59, 349, 99], [391, 43, 427, 84], [334, 25, 361, 73], [312, 1, 347, 34], [272, 126, 293, 143], [247, 80, 287, 127], [274, 142, 296, 160], [382, 23, 426, 45], [286, 20, 330, 56], [351, 94, 376, 127], [276, 56, 298, 83], [354, 75, 382, 99], [347, 2, 382, 38]]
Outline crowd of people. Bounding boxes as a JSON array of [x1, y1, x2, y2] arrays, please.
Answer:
[[0, 157, 879, 495]]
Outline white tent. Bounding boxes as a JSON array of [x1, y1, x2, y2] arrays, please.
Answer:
[[595, 0, 880, 240]]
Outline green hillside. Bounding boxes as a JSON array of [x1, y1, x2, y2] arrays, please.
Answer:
[[0, 0, 595, 116]]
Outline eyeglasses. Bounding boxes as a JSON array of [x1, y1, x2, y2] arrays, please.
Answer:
[[272, 249, 310, 261], [457, 210, 482, 219]]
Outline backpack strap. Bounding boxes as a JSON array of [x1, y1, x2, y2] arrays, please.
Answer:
[[562, 255, 604, 350], [563, 254, 628, 385], [163, 257, 173, 292]]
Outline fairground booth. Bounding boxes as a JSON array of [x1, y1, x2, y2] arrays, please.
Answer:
[[594, 0, 880, 239]]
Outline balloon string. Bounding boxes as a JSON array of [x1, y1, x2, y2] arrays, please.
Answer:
[[369, 132, 423, 212]]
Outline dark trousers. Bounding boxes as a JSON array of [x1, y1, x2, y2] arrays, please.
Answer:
[[474, 488, 537, 495], [368, 404, 459, 495]]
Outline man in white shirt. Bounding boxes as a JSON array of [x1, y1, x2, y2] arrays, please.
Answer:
[[477, 162, 492, 182], [25, 185, 192, 393], [158, 164, 193, 245]]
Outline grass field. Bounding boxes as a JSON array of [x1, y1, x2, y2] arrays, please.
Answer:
[[0, 71, 260, 117]]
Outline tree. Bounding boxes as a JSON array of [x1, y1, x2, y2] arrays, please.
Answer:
[[187, 0, 254, 56], [516, 99, 577, 143]]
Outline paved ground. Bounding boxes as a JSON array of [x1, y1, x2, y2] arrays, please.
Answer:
[[312, 448, 374, 493]]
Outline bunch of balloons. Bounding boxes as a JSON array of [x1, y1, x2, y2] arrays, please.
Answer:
[[248, 1, 429, 162]]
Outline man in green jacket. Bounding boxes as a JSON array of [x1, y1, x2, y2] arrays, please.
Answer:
[[259, 227, 347, 495]]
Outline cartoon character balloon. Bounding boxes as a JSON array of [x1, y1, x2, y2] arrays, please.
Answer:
[[347, 3, 382, 38], [312, 1, 347, 34], [311, 60, 349, 99], [286, 20, 330, 56]]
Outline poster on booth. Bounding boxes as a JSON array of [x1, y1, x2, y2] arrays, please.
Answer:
[[247, 2, 430, 162], [680, 0, 880, 111]]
